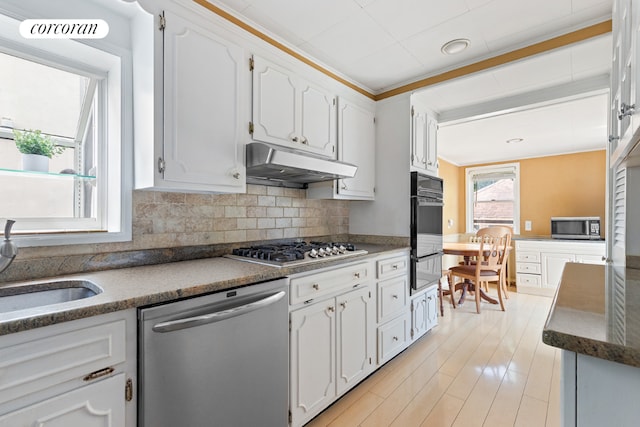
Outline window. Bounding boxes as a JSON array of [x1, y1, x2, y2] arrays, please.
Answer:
[[0, 9, 132, 246], [466, 163, 520, 234]]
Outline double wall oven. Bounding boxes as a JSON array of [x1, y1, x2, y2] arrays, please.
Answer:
[[410, 172, 444, 295]]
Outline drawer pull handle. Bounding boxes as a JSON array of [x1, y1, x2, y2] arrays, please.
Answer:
[[354, 272, 361, 278], [392, 265, 398, 270], [312, 284, 319, 290], [83, 367, 114, 382]]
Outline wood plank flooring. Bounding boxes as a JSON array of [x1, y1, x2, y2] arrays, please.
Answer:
[[306, 289, 560, 427]]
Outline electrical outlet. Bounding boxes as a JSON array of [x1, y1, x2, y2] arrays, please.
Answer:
[[525, 220, 532, 231]]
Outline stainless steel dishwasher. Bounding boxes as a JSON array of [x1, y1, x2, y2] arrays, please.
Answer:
[[138, 278, 288, 427]]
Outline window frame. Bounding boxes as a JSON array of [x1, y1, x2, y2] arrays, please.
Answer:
[[0, 10, 132, 247], [465, 162, 521, 234]]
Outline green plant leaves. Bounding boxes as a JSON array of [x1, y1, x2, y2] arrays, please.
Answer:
[[12, 129, 66, 158]]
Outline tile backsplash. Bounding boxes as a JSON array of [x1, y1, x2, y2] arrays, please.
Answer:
[[13, 184, 350, 261], [131, 184, 350, 249]]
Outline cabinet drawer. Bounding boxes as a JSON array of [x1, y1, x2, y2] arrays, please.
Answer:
[[377, 277, 408, 323], [290, 262, 369, 305], [516, 262, 541, 274], [377, 313, 410, 364], [0, 374, 125, 426], [377, 255, 408, 280], [0, 319, 126, 405], [517, 273, 542, 287], [516, 251, 541, 263]]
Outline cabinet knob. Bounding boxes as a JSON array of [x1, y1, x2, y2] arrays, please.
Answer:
[[301, 137, 308, 145], [341, 183, 348, 190], [392, 336, 399, 341], [232, 172, 240, 179], [327, 306, 335, 313], [354, 272, 360, 278], [392, 264, 398, 270], [340, 302, 346, 309], [392, 294, 398, 299], [292, 136, 299, 142], [312, 283, 319, 290]]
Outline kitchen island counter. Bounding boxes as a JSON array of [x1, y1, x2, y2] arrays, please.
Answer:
[[542, 262, 640, 367]]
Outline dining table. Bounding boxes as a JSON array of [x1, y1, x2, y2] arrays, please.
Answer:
[[443, 242, 501, 306]]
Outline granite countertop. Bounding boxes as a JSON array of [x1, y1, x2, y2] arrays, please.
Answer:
[[542, 262, 640, 368], [0, 243, 408, 336]]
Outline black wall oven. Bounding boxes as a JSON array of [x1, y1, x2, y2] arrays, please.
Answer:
[[410, 172, 444, 295]]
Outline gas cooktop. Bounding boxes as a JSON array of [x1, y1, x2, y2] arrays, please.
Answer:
[[225, 241, 368, 267]]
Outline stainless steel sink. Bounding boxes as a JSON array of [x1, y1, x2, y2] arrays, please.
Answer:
[[0, 280, 102, 313]]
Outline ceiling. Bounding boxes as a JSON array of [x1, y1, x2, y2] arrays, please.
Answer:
[[212, 0, 613, 165]]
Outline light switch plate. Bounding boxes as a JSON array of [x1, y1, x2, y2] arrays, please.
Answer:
[[525, 220, 532, 231]]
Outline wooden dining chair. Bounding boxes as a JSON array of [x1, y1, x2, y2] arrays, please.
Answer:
[[438, 271, 456, 314], [448, 231, 510, 314], [470, 226, 513, 298]]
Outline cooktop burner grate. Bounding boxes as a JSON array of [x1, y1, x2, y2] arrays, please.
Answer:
[[226, 241, 366, 267]]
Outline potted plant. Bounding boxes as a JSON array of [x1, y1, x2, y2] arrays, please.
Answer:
[[13, 129, 65, 172]]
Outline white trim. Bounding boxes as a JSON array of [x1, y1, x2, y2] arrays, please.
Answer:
[[0, 5, 133, 247], [465, 162, 521, 234]]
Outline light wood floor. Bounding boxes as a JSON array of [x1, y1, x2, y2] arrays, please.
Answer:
[[306, 288, 560, 427]]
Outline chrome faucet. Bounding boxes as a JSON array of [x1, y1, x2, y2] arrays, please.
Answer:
[[0, 220, 18, 274]]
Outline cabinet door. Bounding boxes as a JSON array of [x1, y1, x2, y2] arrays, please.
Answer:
[[252, 56, 298, 148], [541, 252, 575, 288], [290, 302, 336, 424], [163, 11, 245, 191], [0, 374, 125, 427], [411, 107, 428, 169], [337, 98, 375, 199], [425, 287, 439, 331], [336, 287, 375, 395], [411, 292, 427, 340], [411, 106, 438, 175], [425, 115, 438, 174], [300, 82, 336, 158]]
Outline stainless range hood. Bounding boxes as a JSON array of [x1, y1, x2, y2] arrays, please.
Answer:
[[246, 142, 357, 188]]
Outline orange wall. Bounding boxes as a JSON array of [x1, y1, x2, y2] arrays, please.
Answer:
[[439, 150, 607, 237], [438, 158, 463, 235]]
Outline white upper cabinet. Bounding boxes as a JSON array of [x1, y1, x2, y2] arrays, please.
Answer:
[[251, 55, 337, 158], [411, 104, 438, 176], [610, 0, 640, 165], [160, 10, 246, 192], [307, 97, 376, 200], [336, 98, 375, 199]]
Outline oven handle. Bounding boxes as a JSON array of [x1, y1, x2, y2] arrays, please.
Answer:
[[414, 198, 443, 207], [414, 251, 443, 262], [152, 290, 286, 333]]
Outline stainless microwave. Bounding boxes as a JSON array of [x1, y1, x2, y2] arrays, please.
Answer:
[[551, 217, 601, 240]]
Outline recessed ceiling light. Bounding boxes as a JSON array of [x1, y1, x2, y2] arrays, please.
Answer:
[[506, 138, 524, 144], [441, 38, 470, 55]]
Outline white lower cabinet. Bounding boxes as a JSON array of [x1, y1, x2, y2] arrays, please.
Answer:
[[562, 350, 640, 426], [378, 312, 410, 363], [0, 374, 125, 427], [410, 284, 439, 341], [515, 240, 605, 296], [289, 263, 375, 427], [0, 310, 137, 426], [375, 252, 411, 365]]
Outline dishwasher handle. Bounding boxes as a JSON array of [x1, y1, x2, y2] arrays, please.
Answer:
[[152, 290, 286, 333]]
